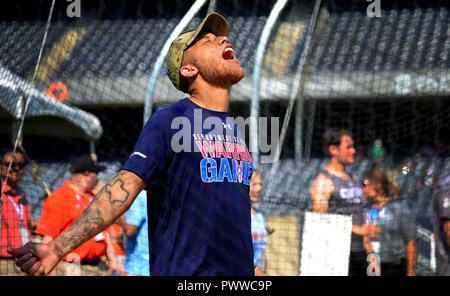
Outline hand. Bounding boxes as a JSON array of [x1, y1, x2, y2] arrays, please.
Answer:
[[8, 242, 61, 276], [363, 224, 381, 238], [254, 265, 269, 276]]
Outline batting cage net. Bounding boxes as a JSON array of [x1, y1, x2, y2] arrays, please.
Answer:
[[0, 0, 449, 276]]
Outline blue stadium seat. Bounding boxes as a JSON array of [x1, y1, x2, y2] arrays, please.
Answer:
[[303, 6, 450, 73]]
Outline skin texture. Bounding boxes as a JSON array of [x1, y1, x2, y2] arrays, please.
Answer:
[[180, 32, 245, 113]]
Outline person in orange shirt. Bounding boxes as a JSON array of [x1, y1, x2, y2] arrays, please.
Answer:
[[35, 155, 125, 276]]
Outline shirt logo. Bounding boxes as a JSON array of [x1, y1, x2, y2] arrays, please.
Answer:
[[131, 152, 147, 159], [339, 187, 362, 203]]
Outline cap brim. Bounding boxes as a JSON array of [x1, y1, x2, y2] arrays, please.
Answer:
[[93, 164, 106, 173], [186, 12, 229, 48]]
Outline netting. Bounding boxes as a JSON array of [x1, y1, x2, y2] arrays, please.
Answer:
[[0, 0, 449, 276]]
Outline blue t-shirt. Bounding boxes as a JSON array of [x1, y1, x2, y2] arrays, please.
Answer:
[[122, 98, 254, 275], [125, 191, 150, 276]]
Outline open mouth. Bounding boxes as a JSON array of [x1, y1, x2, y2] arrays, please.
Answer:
[[222, 46, 239, 63]]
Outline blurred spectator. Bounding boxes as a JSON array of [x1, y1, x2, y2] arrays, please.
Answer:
[[310, 129, 379, 276], [413, 163, 438, 221], [35, 155, 125, 276], [123, 190, 149, 276], [371, 139, 387, 162], [432, 175, 450, 276], [362, 168, 417, 276], [106, 218, 127, 276], [0, 148, 32, 275], [250, 169, 268, 276]]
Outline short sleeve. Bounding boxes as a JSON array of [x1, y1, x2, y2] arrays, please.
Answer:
[[126, 191, 147, 227], [122, 111, 172, 186]]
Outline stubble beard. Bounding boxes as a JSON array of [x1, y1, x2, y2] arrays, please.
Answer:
[[200, 58, 245, 88]]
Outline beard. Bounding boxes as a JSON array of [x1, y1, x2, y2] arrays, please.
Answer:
[[196, 57, 245, 87]]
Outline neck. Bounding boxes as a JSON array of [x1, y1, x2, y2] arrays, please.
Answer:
[[327, 158, 346, 174], [68, 178, 86, 194], [189, 83, 230, 112]]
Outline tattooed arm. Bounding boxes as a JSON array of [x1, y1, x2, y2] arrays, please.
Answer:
[[8, 170, 146, 276]]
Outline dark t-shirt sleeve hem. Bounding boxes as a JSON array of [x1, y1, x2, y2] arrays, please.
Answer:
[[120, 167, 150, 188]]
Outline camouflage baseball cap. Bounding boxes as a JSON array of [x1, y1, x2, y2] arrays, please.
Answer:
[[166, 12, 229, 92]]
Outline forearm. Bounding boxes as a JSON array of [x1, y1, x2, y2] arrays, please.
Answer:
[[104, 232, 117, 264], [363, 235, 372, 253], [352, 225, 364, 236], [406, 241, 417, 274], [444, 221, 450, 248], [50, 171, 142, 259]]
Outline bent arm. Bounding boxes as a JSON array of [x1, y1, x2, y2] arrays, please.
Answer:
[[49, 170, 146, 259], [310, 174, 334, 213], [406, 240, 417, 276]]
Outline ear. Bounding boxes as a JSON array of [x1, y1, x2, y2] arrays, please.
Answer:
[[180, 64, 198, 79], [328, 145, 338, 156]]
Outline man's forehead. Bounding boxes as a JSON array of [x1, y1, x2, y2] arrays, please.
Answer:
[[191, 31, 215, 45], [340, 135, 354, 144]]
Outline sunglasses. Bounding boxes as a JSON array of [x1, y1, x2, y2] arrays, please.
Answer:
[[1, 162, 26, 170]]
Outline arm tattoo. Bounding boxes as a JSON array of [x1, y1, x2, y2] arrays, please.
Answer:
[[97, 172, 131, 205], [54, 208, 105, 256], [53, 171, 140, 257]]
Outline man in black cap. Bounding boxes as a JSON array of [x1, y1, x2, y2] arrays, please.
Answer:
[[35, 155, 125, 275]]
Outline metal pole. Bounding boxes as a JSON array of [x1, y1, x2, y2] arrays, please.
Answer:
[[207, 0, 216, 13], [265, 0, 322, 199], [250, 0, 289, 164], [143, 0, 209, 124]]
